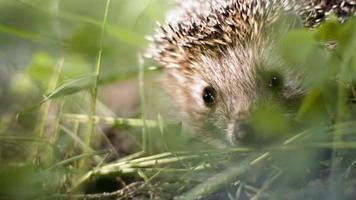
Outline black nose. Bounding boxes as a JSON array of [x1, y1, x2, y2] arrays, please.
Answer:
[[232, 121, 254, 144]]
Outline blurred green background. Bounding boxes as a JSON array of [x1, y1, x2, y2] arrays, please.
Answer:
[[0, 0, 167, 110], [0, 0, 170, 155], [0, 0, 170, 198]]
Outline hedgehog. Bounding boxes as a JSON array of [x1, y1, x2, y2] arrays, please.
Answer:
[[147, 0, 356, 145]]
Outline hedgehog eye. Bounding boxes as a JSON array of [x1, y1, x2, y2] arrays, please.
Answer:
[[202, 86, 216, 107], [268, 73, 283, 89]]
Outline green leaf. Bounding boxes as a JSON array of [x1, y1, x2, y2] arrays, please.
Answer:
[[17, 74, 96, 116], [251, 103, 289, 139], [0, 23, 39, 41], [278, 30, 316, 65], [45, 74, 96, 99]]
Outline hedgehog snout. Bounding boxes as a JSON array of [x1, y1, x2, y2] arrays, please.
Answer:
[[227, 119, 255, 145]]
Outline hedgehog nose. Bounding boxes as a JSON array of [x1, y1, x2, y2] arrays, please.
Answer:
[[232, 121, 254, 145]]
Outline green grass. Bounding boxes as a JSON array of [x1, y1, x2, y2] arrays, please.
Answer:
[[0, 0, 356, 199]]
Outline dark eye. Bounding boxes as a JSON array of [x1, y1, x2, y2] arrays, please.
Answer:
[[268, 74, 283, 89], [202, 86, 216, 107]]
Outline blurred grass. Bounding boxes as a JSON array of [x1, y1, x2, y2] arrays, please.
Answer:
[[0, 0, 355, 199], [0, 0, 169, 198]]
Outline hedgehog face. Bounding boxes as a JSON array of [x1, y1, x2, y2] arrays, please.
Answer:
[[164, 46, 304, 145], [165, 47, 258, 145]]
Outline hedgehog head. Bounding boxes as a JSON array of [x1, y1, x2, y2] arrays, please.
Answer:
[[147, 0, 307, 145]]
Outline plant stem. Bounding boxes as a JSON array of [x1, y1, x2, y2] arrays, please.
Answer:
[[82, 0, 111, 167]]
